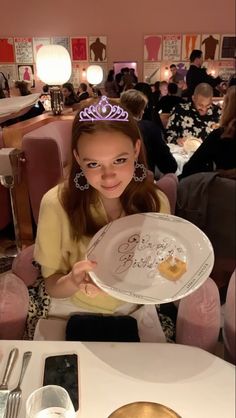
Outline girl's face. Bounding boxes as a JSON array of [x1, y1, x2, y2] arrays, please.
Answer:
[[74, 130, 141, 199], [62, 87, 71, 98]]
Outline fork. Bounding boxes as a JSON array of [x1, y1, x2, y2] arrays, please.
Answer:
[[6, 351, 32, 418]]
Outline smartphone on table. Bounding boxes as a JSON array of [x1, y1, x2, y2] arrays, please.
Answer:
[[43, 354, 79, 411]]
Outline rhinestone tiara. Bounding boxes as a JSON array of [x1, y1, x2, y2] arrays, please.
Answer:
[[79, 96, 129, 122]]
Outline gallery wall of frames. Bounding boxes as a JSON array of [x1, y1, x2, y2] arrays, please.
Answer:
[[0, 34, 235, 91]]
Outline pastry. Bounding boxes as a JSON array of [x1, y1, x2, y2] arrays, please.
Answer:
[[158, 256, 187, 281]]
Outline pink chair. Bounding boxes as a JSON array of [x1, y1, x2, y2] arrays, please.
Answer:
[[176, 277, 221, 353], [223, 270, 235, 364], [156, 173, 178, 215]]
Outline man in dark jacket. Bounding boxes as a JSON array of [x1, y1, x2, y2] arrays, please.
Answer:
[[186, 50, 222, 97]]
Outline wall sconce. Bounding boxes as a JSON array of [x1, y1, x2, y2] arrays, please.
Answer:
[[164, 67, 169, 79], [36, 45, 72, 115], [82, 68, 87, 80]]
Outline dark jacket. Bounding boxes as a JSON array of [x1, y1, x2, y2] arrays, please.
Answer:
[[138, 120, 177, 175], [181, 127, 236, 178], [186, 65, 222, 97]]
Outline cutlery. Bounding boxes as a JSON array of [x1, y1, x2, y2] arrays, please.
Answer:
[[6, 351, 32, 418], [0, 348, 18, 418]]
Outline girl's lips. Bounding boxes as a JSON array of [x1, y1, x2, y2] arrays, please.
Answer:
[[101, 182, 121, 191]]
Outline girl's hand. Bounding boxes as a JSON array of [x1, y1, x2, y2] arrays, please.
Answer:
[[70, 260, 104, 297]]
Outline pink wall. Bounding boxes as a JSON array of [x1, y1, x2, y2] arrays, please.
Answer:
[[0, 0, 235, 78]]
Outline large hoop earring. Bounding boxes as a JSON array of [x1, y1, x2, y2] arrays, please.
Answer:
[[74, 170, 89, 191], [133, 161, 147, 182]]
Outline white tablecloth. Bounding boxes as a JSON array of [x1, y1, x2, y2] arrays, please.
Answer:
[[0, 340, 235, 418], [168, 143, 190, 175]]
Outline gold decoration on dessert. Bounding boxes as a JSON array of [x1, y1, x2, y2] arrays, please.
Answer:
[[158, 256, 187, 281]]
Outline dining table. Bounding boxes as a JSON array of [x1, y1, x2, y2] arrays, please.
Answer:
[[0, 340, 235, 418]]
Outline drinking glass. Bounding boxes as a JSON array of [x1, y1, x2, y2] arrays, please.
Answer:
[[26, 385, 76, 418]]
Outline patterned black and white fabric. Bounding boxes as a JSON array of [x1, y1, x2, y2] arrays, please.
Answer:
[[166, 101, 221, 144]]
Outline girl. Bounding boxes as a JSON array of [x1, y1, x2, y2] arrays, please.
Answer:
[[33, 96, 172, 339]]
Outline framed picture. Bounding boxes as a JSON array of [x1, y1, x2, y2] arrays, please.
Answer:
[[181, 34, 201, 61], [89, 36, 107, 62], [51, 36, 70, 53], [201, 34, 220, 60], [18, 64, 35, 87], [33, 37, 51, 62], [162, 35, 181, 61], [14, 38, 33, 64], [220, 34, 236, 59], [70, 37, 88, 61], [0, 64, 17, 88], [143, 62, 161, 83], [144, 35, 162, 61], [0, 38, 15, 63]]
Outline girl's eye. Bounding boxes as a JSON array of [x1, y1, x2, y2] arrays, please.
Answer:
[[114, 158, 128, 165], [87, 162, 99, 168]]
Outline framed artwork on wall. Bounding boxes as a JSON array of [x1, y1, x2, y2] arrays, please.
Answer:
[[14, 37, 33, 64], [0, 64, 17, 87], [18, 64, 35, 87], [89, 36, 107, 62], [162, 35, 181, 61], [33, 37, 51, 62], [70, 37, 88, 61], [51, 36, 70, 53], [181, 34, 201, 61], [201, 34, 220, 60], [144, 35, 162, 61], [143, 62, 161, 83], [217, 60, 235, 80], [220, 35, 236, 59], [0, 38, 15, 63]]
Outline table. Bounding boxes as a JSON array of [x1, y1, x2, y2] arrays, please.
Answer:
[[168, 144, 190, 176], [0, 341, 235, 418]]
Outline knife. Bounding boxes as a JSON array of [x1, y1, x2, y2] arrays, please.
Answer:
[[0, 348, 18, 418]]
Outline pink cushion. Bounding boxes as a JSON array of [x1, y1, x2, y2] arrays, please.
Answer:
[[156, 173, 178, 215], [12, 244, 38, 287], [0, 272, 29, 339], [223, 270, 236, 364], [176, 278, 221, 353]]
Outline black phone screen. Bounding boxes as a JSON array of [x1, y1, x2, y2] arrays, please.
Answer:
[[43, 354, 79, 410]]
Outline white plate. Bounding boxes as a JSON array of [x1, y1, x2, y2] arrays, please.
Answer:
[[86, 213, 214, 304]]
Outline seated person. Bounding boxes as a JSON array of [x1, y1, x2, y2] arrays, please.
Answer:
[[77, 83, 90, 102], [33, 96, 174, 341], [169, 64, 185, 84], [157, 83, 185, 113], [62, 82, 79, 107], [181, 86, 236, 178], [166, 83, 221, 144], [120, 89, 177, 176]]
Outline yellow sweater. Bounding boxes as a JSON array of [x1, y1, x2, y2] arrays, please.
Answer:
[[34, 185, 170, 313]]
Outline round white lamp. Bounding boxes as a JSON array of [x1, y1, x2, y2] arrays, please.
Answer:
[[36, 45, 72, 114], [86, 65, 103, 85]]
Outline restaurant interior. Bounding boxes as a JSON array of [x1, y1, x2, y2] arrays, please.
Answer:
[[0, 0, 235, 417]]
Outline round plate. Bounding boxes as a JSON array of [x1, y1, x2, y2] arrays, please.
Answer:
[[87, 213, 214, 304], [108, 401, 181, 418]]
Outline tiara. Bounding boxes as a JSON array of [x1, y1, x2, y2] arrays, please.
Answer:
[[79, 96, 129, 122]]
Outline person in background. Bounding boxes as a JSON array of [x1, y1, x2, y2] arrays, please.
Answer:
[[181, 86, 236, 178], [169, 64, 184, 84], [129, 68, 138, 85], [105, 69, 119, 98], [77, 83, 90, 102], [120, 89, 177, 176], [157, 83, 185, 113], [12, 80, 31, 96], [159, 81, 168, 99], [33, 96, 174, 341], [186, 49, 222, 97], [166, 83, 221, 144], [62, 82, 79, 107], [152, 81, 161, 107]]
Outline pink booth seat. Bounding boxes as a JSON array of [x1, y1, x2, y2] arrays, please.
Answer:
[[0, 129, 12, 230], [22, 120, 73, 224], [223, 270, 236, 364]]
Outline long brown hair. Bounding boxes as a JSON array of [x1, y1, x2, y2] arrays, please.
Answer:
[[220, 86, 236, 139], [60, 98, 161, 240]]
